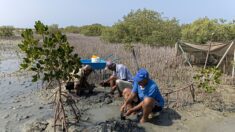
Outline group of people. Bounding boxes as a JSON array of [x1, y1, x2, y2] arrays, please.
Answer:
[[66, 61, 164, 123]]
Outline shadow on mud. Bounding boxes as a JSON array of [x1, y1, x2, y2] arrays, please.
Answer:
[[148, 108, 181, 126], [84, 108, 181, 132]]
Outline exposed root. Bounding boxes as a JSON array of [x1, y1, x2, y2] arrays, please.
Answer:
[[52, 81, 80, 132]]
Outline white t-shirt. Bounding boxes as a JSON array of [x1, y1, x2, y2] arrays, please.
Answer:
[[113, 64, 132, 81]]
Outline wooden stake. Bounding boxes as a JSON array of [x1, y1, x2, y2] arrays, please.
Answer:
[[204, 41, 212, 69], [175, 42, 179, 56], [216, 41, 234, 68], [132, 48, 140, 71], [178, 43, 193, 67], [232, 48, 235, 78]]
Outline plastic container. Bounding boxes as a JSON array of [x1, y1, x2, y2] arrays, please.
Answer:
[[80, 59, 106, 70], [91, 55, 100, 63], [91, 57, 100, 63]]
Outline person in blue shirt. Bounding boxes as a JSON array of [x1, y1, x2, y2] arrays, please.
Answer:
[[100, 61, 133, 97], [120, 68, 164, 123]]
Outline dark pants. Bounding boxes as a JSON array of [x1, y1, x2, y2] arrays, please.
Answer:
[[65, 82, 74, 91], [152, 105, 163, 113]]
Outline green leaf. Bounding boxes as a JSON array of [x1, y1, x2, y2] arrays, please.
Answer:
[[31, 67, 37, 71], [38, 60, 45, 64], [32, 75, 38, 82], [36, 63, 41, 68], [35, 21, 47, 34], [20, 63, 28, 69], [23, 58, 30, 63]]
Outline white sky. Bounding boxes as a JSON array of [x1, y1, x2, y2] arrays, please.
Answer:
[[0, 0, 234, 28]]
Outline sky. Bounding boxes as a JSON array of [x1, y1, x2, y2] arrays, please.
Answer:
[[0, 0, 234, 28]]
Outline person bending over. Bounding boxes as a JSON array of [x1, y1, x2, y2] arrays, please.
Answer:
[[100, 61, 133, 97], [66, 65, 94, 95]]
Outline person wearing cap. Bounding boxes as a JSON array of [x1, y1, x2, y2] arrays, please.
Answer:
[[120, 68, 164, 123], [100, 61, 133, 97], [66, 65, 94, 95]]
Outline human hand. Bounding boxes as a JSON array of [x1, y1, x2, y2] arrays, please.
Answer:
[[120, 104, 126, 112], [99, 81, 105, 86], [125, 109, 133, 117], [111, 85, 117, 90], [140, 117, 146, 124]]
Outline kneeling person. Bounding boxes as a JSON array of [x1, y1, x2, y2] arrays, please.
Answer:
[[121, 68, 164, 123], [66, 65, 94, 95]]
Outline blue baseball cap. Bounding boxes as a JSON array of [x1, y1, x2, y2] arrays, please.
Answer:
[[133, 68, 149, 82]]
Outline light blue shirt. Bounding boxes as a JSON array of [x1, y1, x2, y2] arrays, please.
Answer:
[[113, 64, 132, 81], [132, 79, 164, 107]]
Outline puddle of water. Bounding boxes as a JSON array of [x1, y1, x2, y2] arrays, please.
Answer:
[[0, 43, 22, 73], [88, 105, 121, 123], [0, 58, 20, 73]]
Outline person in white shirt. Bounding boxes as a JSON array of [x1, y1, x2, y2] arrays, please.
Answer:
[[100, 61, 133, 97]]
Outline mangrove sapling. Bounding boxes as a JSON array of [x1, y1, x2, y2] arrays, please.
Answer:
[[193, 67, 222, 93], [18, 21, 81, 132]]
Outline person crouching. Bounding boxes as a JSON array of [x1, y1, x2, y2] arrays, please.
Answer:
[[66, 65, 94, 95], [100, 61, 133, 97], [120, 68, 164, 123]]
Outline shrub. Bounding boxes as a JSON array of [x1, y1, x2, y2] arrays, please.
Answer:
[[181, 17, 235, 44], [101, 9, 181, 46], [0, 26, 15, 37], [48, 24, 60, 34], [19, 21, 81, 83], [79, 24, 105, 36], [63, 26, 80, 33]]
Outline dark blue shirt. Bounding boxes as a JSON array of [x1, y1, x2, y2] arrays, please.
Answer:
[[132, 79, 164, 107]]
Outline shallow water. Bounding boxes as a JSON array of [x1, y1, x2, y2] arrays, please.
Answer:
[[88, 105, 121, 123], [0, 41, 22, 73], [0, 58, 20, 73], [0, 39, 53, 132]]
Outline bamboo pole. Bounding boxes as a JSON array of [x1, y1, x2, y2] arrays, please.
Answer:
[[204, 41, 212, 69], [132, 48, 140, 71], [216, 41, 234, 68], [178, 43, 193, 67], [175, 42, 179, 56], [232, 48, 235, 78]]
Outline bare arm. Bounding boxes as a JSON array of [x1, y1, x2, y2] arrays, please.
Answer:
[[121, 92, 137, 112], [130, 101, 143, 111], [125, 92, 137, 105], [105, 75, 117, 83], [125, 101, 143, 116]]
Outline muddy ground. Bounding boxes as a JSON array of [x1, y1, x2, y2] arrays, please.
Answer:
[[1, 35, 235, 132], [4, 84, 235, 132]]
